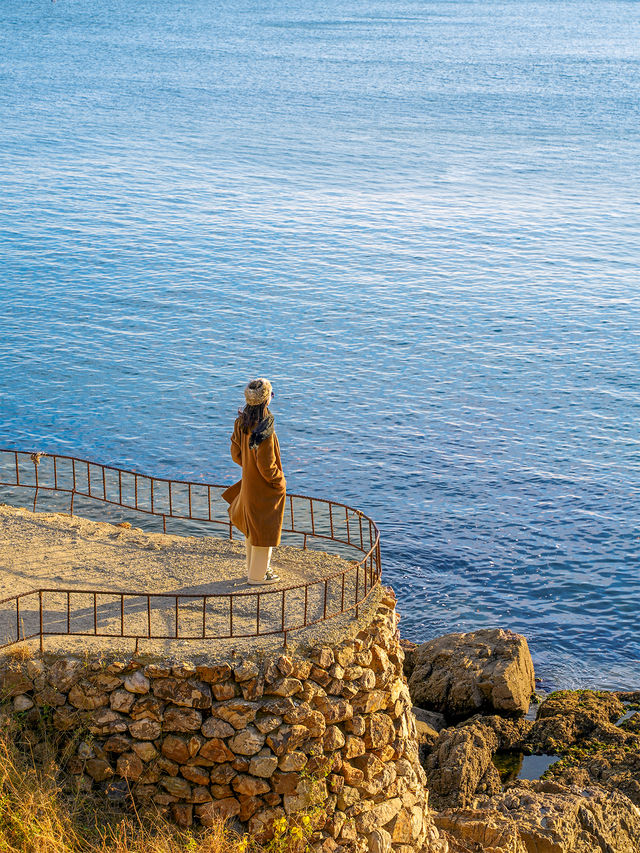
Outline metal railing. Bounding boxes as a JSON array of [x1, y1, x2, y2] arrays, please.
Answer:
[[0, 449, 382, 650]]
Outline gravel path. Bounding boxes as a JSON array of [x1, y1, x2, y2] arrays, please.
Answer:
[[0, 503, 382, 660]]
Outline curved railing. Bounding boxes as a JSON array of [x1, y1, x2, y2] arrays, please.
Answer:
[[0, 449, 381, 651]]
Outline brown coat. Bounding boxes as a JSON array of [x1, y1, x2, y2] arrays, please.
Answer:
[[221, 416, 286, 547]]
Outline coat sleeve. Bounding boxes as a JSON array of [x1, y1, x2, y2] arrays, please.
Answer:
[[255, 435, 286, 490], [230, 422, 242, 466]]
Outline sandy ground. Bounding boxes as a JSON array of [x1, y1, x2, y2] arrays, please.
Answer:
[[0, 503, 381, 661]]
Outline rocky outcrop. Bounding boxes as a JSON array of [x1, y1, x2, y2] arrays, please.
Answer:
[[0, 589, 449, 853], [408, 629, 535, 720], [422, 722, 501, 809], [436, 780, 640, 853], [528, 689, 624, 753], [535, 693, 640, 809]]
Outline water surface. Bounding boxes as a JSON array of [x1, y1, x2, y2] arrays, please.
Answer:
[[1, 0, 639, 688]]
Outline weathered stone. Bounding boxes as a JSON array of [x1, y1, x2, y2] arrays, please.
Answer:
[[423, 722, 500, 809], [351, 690, 388, 714], [323, 726, 346, 751], [355, 798, 402, 833], [233, 660, 259, 682], [88, 708, 128, 735], [13, 694, 34, 712], [85, 758, 114, 781], [412, 706, 446, 732], [131, 741, 157, 763], [271, 770, 298, 794], [312, 647, 334, 669], [340, 761, 364, 787], [189, 785, 212, 803], [123, 670, 150, 694], [48, 658, 83, 692], [228, 726, 265, 756], [312, 696, 353, 724], [117, 752, 143, 780], [232, 756, 250, 772], [210, 784, 233, 799], [209, 699, 258, 729], [310, 666, 332, 687], [345, 715, 366, 736], [305, 710, 327, 738], [276, 655, 294, 677], [172, 662, 197, 678], [238, 794, 263, 821], [343, 735, 365, 758], [129, 719, 162, 740], [34, 687, 66, 707], [170, 803, 193, 828], [152, 678, 212, 709], [195, 663, 232, 683], [130, 695, 164, 721], [162, 735, 191, 764], [409, 628, 535, 719], [201, 716, 235, 739], [266, 724, 309, 756], [232, 774, 271, 797], [103, 734, 131, 753], [110, 689, 136, 713], [161, 775, 192, 799], [364, 713, 396, 749], [68, 682, 109, 710], [261, 697, 296, 716], [144, 664, 172, 678], [196, 797, 240, 824], [180, 765, 210, 786], [211, 681, 237, 701], [529, 690, 625, 753], [209, 763, 236, 785], [265, 678, 304, 697], [283, 778, 327, 815], [255, 714, 282, 734], [437, 781, 640, 853], [249, 752, 278, 778], [241, 678, 264, 701], [368, 826, 392, 853], [198, 738, 234, 763], [163, 707, 202, 732], [278, 751, 307, 772]]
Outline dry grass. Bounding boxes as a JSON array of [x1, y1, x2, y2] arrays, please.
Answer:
[[0, 730, 246, 853], [0, 720, 319, 853]]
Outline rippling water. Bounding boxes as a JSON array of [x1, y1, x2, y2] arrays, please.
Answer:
[[1, 0, 639, 689]]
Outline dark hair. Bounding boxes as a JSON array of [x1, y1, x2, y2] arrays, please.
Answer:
[[238, 401, 269, 433], [238, 380, 270, 433]]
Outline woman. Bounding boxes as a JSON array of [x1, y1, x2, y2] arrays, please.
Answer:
[[222, 378, 286, 585]]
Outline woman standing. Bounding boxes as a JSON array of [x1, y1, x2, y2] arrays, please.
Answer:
[[222, 378, 286, 584]]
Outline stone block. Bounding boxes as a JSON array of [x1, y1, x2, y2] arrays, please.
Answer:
[[123, 670, 150, 694], [129, 719, 162, 740], [163, 707, 202, 732], [198, 738, 234, 763], [228, 726, 265, 756]]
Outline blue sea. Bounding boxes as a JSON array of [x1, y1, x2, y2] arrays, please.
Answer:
[[1, 0, 639, 690]]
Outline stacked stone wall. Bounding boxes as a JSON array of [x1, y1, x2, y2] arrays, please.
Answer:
[[0, 588, 445, 853]]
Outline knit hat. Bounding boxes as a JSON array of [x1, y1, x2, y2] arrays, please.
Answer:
[[244, 378, 273, 406]]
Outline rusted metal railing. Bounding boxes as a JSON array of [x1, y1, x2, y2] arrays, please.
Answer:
[[0, 449, 382, 650]]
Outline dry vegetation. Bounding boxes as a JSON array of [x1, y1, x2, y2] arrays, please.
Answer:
[[0, 722, 314, 853]]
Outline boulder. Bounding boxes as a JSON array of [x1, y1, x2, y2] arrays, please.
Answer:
[[436, 780, 640, 853], [422, 722, 501, 809], [528, 690, 624, 753], [409, 628, 535, 719]]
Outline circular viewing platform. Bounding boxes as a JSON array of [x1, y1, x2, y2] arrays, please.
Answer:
[[0, 450, 382, 657]]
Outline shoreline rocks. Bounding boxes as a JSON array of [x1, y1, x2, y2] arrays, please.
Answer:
[[407, 629, 535, 721]]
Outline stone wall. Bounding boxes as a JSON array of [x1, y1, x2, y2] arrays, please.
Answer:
[[0, 588, 446, 853]]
